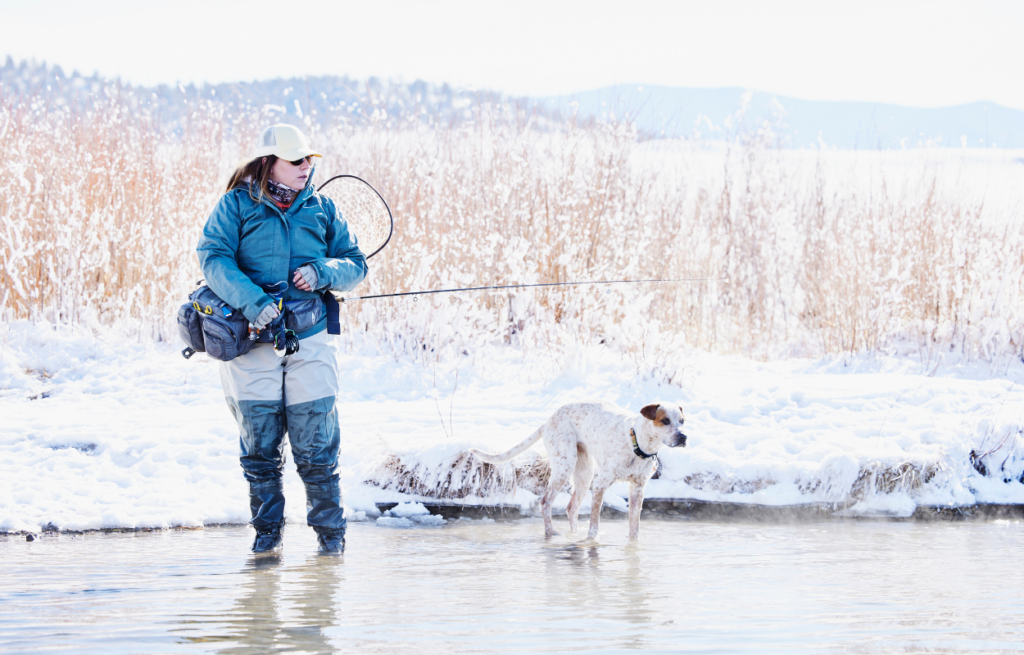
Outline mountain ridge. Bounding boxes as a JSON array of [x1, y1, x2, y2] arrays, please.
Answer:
[[535, 84, 1024, 148], [5, 58, 1022, 149]]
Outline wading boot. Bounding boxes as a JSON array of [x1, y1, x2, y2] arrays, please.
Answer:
[[314, 526, 345, 556], [251, 522, 284, 555]]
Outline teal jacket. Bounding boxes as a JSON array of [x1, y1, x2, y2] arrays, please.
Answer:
[[197, 168, 368, 339]]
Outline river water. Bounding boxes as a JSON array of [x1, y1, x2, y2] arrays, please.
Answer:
[[2, 516, 1024, 654]]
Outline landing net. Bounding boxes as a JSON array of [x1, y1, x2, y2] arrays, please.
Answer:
[[317, 175, 394, 259]]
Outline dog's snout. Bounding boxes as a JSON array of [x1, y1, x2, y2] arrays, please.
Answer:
[[674, 432, 688, 447]]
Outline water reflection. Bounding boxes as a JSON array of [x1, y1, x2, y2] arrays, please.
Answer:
[[550, 542, 600, 566], [215, 554, 343, 654], [283, 556, 344, 652], [541, 537, 657, 650], [4, 520, 1024, 654], [216, 556, 283, 653]]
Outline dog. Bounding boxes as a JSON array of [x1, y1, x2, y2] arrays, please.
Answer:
[[470, 402, 688, 539]]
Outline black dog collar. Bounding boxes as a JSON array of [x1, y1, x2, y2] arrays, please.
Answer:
[[630, 428, 656, 459]]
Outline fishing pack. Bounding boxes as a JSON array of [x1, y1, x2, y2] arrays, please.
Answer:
[[178, 283, 342, 362], [177, 285, 254, 362]]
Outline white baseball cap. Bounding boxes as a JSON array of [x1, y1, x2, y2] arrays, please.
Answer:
[[252, 124, 323, 161]]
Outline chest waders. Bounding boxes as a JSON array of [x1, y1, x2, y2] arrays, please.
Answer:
[[195, 170, 376, 556]]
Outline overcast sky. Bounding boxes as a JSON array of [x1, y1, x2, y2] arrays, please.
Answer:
[[4, 0, 1023, 110]]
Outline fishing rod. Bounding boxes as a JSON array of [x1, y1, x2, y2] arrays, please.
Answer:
[[333, 276, 729, 302], [315, 177, 727, 303]]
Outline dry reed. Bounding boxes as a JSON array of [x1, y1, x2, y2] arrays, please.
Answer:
[[366, 450, 949, 505], [2, 75, 1022, 368], [682, 472, 777, 495], [365, 450, 551, 499]]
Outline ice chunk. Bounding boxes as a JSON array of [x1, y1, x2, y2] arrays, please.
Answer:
[[390, 502, 430, 518]]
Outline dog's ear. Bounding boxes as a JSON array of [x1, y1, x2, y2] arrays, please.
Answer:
[[640, 404, 660, 421]]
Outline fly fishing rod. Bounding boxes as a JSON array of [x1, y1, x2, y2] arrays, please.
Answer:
[[315, 176, 726, 303], [332, 277, 728, 303]]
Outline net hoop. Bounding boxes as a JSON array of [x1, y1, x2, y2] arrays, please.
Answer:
[[316, 174, 394, 259]]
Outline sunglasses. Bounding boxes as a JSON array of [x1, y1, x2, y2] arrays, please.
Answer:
[[284, 156, 313, 166]]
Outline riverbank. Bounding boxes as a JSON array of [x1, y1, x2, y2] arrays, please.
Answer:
[[5, 499, 1024, 541], [3, 321, 1024, 534]]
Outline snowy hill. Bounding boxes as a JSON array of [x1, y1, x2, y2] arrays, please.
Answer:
[[6, 58, 1024, 148], [535, 85, 1024, 148], [0, 57, 546, 133]]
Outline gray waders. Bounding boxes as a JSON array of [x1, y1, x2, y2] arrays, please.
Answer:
[[219, 331, 346, 536]]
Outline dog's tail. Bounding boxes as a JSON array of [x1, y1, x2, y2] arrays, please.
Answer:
[[469, 429, 543, 465]]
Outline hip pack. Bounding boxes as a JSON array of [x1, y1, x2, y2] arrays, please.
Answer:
[[177, 286, 254, 361], [177, 285, 337, 361]]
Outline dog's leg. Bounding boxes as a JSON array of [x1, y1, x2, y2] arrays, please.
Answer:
[[541, 466, 572, 537], [586, 473, 615, 540], [540, 421, 578, 538], [566, 489, 582, 533], [566, 451, 595, 533], [627, 481, 645, 539]]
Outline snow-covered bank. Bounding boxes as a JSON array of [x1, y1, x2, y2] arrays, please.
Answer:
[[2, 321, 1024, 533]]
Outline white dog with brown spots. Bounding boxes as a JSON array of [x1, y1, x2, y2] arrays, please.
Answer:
[[470, 402, 688, 539]]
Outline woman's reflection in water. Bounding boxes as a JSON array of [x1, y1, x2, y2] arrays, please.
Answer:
[[219, 555, 344, 654]]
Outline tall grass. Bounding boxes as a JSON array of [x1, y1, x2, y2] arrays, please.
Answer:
[[2, 76, 1022, 367], [0, 86, 249, 339]]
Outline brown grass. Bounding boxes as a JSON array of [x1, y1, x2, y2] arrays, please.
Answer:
[[364, 450, 551, 500], [796, 459, 943, 502], [849, 461, 943, 499], [682, 472, 777, 495], [0, 91, 246, 337], [2, 79, 1022, 365], [364, 450, 945, 504]]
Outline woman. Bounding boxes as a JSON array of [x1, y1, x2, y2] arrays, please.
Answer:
[[197, 123, 367, 555]]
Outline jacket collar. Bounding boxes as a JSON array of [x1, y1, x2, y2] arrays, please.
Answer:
[[252, 166, 318, 215]]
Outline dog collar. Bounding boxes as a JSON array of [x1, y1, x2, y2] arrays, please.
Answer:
[[630, 428, 656, 459]]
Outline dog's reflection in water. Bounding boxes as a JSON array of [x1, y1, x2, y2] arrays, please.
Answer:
[[554, 543, 601, 566], [215, 553, 343, 655], [542, 538, 658, 644]]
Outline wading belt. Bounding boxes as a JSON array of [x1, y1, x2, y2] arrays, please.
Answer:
[[323, 292, 341, 335]]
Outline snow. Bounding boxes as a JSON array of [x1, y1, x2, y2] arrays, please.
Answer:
[[2, 320, 1024, 533], [377, 502, 446, 527]]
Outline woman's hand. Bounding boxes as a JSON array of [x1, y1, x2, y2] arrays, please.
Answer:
[[293, 265, 319, 292], [252, 303, 281, 330]]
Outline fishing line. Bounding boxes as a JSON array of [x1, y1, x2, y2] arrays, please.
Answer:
[[332, 277, 729, 303], [316, 175, 725, 302]]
